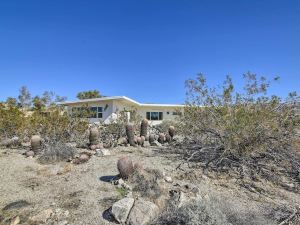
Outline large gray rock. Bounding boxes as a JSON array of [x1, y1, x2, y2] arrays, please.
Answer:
[[127, 199, 159, 225], [111, 197, 134, 224]]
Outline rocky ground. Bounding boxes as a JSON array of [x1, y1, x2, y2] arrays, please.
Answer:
[[0, 145, 299, 225]]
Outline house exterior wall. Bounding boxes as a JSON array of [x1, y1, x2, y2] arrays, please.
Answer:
[[136, 106, 181, 125], [66, 100, 113, 123], [66, 99, 183, 124]]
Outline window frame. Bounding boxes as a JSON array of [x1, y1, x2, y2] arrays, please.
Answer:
[[146, 111, 163, 121]]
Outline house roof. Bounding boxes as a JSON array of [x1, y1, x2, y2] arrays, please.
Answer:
[[61, 96, 185, 107]]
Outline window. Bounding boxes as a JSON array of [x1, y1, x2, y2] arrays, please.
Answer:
[[146, 112, 163, 120], [97, 107, 103, 118], [72, 106, 103, 118]]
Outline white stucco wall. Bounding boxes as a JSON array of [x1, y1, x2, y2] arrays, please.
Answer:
[[66, 99, 183, 125]]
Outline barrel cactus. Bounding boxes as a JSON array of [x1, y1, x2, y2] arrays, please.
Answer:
[[117, 156, 134, 179], [168, 126, 175, 138], [89, 127, 100, 146], [158, 133, 165, 144], [31, 135, 41, 152], [149, 134, 155, 144], [137, 137, 142, 146], [140, 119, 148, 137], [165, 133, 172, 143], [126, 123, 136, 147]]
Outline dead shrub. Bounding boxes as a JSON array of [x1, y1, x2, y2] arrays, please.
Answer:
[[38, 142, 76, 164], [151, 198, 230, 225], [130, 168, 164, 201], [176, 73, 300, 190]]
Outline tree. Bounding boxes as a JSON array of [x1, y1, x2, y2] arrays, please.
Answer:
[[18, 86, 31, 109], [6, 97, 18, 108], [41, 91, 67, 106], [76, 90, 101, 100], [32, 96, 45, 111]]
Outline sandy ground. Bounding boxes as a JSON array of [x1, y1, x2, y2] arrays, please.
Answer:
[[0, 146, 299, 225]]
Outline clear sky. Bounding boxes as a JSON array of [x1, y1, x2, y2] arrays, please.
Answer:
[[0, 0, 299, 103]]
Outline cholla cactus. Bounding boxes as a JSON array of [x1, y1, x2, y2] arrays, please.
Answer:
[[31, 135, 41, 152], [126, 123, 136, 147], [168, 126, 175, 138], [140, 119, 148, 137], [149, 134, 155, 144], [158, 133, 165, 144], [89, 127, 100, 146], [117, 156, 134, 179]]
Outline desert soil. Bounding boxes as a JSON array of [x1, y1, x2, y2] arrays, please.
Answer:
[[0, 146, 299, 225]]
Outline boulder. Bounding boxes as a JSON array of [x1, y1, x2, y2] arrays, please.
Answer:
[[127, 199, 159, 225], [111, 197, 135, 224]]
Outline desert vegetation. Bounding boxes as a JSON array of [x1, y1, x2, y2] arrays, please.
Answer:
[[0, 74, 299, 225]]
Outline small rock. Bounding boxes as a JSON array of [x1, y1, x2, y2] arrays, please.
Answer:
[[25, 151, 35, 157], [111, 197, 135, 224], [127, 199, 159, 225], [164, 176, 173, 183], [95, 149, 111, 157], [58, 220, 68, 225], [143, 141, 151, 147], [30, 209, 54, 223], [150, 140, 162, 147], [117, 178, 125, 186], [10, 216, 20, 225]]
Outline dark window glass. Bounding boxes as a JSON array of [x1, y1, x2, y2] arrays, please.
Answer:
[[151, 112, 159, 120], [146, 112, 150, 120], [98, 107, 103, 112], [159, 112, 163, 120], [98, 112, 103, 118]]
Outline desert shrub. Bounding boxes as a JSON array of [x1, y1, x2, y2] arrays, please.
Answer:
[[175, 73, 300, 190], [25, 107, 89, 143], [0, 104, 26, 139], [181, 73, 299, 155], [151, 198, 231, 225], [154, 119, 179, 134], [38, 142, 76, 164], [130, 168, 164, 200]]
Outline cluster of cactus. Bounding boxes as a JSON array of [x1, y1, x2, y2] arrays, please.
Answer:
[[31, 135, 41, 152], [126, 123, 136, 147], [121, 120, 175, 147]]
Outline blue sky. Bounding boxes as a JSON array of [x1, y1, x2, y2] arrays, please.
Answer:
[[0, 0, 299, 104]]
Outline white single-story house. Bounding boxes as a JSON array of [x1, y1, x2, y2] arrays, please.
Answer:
[[62, 96, 184, 125]]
